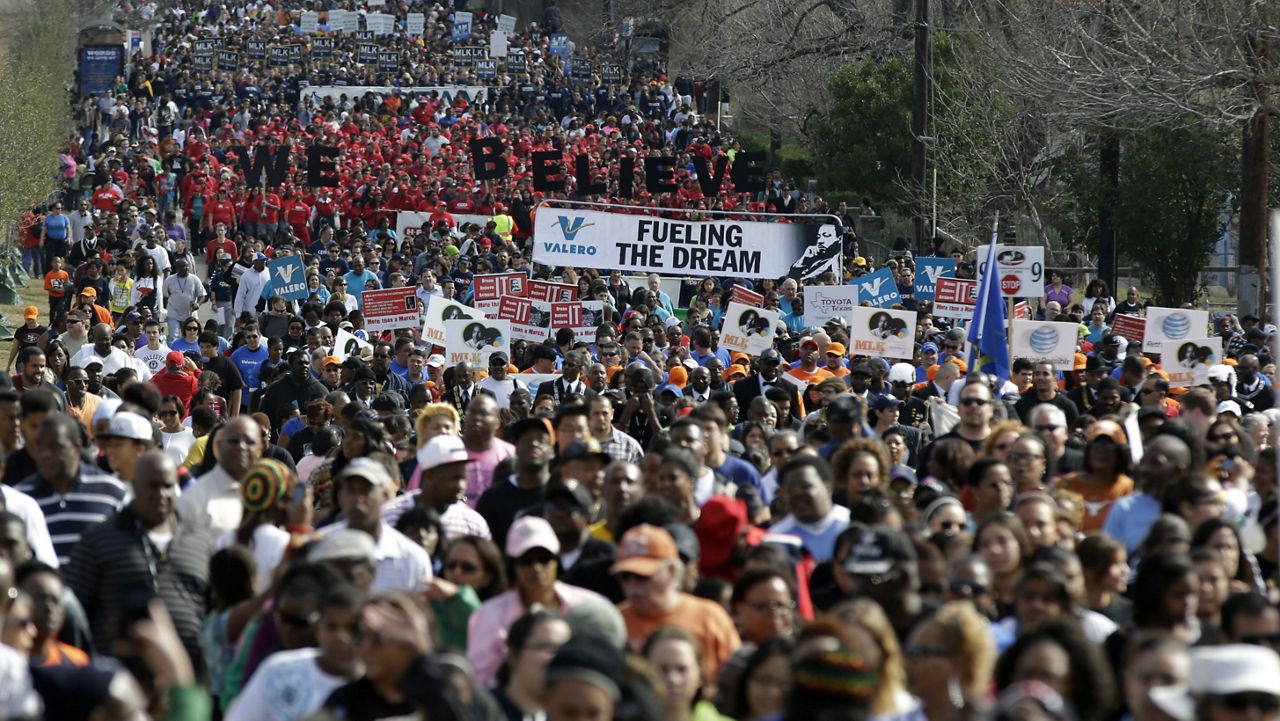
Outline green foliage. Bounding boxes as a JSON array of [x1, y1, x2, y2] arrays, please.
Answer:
[[0, 0, 78, 245], [810, 56, 914, 207], [810, 33, 1009, 226], [1112, 122, 1236, 306]]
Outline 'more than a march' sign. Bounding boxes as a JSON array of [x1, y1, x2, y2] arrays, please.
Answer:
[[533, 207, 839, 280]]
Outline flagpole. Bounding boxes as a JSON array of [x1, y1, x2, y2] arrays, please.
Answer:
[[1270, 209, 1279, 596]]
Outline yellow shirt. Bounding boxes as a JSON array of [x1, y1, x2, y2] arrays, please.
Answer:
[[184, 434, 210, 469]]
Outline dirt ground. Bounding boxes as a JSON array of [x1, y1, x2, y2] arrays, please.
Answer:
[[0, 273, 59, 364]]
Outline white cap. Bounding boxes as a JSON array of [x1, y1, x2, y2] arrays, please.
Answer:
[[99, 412, 154, 441], [1150, 645, 1280, 721], [1207, 364, 1235, 383], [91, 398, 123, 427], [426, 354, 446, 368], [888, 362, 916, 384], [506, 516, 561, 558], [335, 457, 394, 488], [1217, 400, 1242, 417], [417, 434, 469, 472]]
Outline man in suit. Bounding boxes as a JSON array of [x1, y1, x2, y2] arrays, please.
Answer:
[[535, 349, 596, 404], [734, 348, 804, 422], [442, 360, 495, 420], [913, 358, 961, 402]]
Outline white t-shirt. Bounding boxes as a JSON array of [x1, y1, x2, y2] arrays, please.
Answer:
[[161, 427, 197, 467], [477, 376, 526, 408], [136, 344, 173, 375], [216, 524, 292, 593], [223, 648, 353, 721]]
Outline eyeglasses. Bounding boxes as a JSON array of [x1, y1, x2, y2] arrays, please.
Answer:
[[960, 398, 989, 407], [447, 560, 479, 573], [185, 326, 199, 332], [1218, 693, 1280, 713], [937, 520, 967, 532], [747, 600, 796, 614]]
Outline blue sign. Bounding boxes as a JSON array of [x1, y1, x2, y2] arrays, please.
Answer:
[[267, 256, 308, 301], [451, 11, 472, 41], [549, 33, 571, 58], [914, 257, 956, 301], [79, 45, 125, 98], [856, 268, 902, 308]]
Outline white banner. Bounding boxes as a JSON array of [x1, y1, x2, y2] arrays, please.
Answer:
[[300, 85, 490, 106], [490, 31, 508, 58], [806, 285, 859, 326], [1164, 337, 1221, 388], [533, 207, 838, 280], [720, 302, 779, 355], [496, 14, 517, 34], [1011, 320, 1078, 368], [1144, 307, 1211, 356], [849, 307, 917, 360], [445, 319, 510, 366], [406, 13, 425, 36], [366, 12, 396, 35], [300, 11, 318, 33], [422, 297, 484, 347], [395, 210, 491, 246], [975, 244, 1046, 299]]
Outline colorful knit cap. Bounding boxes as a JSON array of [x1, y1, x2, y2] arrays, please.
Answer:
[[790, 650, 875, 706], [240, 458, 294, 512]]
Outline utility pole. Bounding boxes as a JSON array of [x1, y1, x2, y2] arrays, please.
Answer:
[[910, 0, 930, 255], [1238, 35, 1270, 318]]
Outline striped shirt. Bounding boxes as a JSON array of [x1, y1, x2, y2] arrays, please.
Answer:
[[15, 464, 129, 565]]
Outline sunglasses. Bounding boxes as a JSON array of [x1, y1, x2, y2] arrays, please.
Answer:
[[517, 551, 556, 566], [1218, 694, 1280, 713], [447, 560, 479, 573], [960, 398, 989, 407]]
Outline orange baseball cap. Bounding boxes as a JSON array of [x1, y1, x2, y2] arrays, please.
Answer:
[[1073, 353, 1087, 371], [667, 365, 689, 387], [827, 342, 846, 356], [1085, 419, 1128, 446], [611, 524, 680, 577]]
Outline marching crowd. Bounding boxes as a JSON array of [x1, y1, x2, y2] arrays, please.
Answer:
[[3, 1, 1280, 721]]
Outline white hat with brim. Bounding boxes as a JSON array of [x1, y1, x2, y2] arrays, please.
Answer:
[[1149, 645, 1280, 721]]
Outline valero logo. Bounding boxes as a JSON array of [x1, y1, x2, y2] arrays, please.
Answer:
[[1162, 313, 1191, 340], [1029, 326, 1059, 354], [554, 216, 594, 241]]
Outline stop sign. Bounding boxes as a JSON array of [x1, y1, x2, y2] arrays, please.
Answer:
[[1001, 274, 1021, 295]]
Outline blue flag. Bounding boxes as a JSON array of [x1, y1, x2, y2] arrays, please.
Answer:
[[967, 232, 1010, 385]]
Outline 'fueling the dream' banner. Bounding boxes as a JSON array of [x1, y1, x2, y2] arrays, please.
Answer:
[[533, 207, 840, 280]]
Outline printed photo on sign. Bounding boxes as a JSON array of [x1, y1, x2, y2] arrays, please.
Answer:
[[720, 302, 779, 355], [422, 297, 484, 346], [534, 207, 841, 281], [551, 301, 605, 339], [473, 272, 527, 315], [361, 287, 421, 332], [855, 268, 902, 308], [268, 256, 308, 301], [527, 279, 577, 303], [975, 244, 1045, 298], [849, 306, 916, 360], [498, 297, 551, 343], [1143, 307, 1210, 356], [1010, 320, 1077, 368], [331, 329, 371, 362], [913, 258, 956, 301], [445, 319, 510, 366], [806, 285, 858, 326], [1164, 337, 1221, 388], [933, 277, 977, 319]]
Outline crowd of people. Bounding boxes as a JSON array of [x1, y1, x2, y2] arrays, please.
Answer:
[[3, 1, 1280, 721]]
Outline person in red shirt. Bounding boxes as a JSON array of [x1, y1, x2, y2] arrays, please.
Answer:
[[90, 185, 122, 214], [260, 186, 283, 238], [204, 188, 236, 233], [284, 192, 312, 244], [150, 350, 200, 409], [205, 223, 238, 268]]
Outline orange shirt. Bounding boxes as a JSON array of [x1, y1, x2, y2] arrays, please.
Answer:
[[619, 593, 741, 681], [787, 366, 834, 384], [44, 270, 71, 298], [1057, 473, 1135, 533], [35, 641, 90, 667]]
